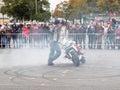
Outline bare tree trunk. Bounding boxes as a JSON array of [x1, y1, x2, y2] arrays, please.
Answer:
[[2, 14, 4, 24]]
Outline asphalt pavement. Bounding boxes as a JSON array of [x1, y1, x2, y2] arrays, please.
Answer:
[[0, 48, 120, 90]]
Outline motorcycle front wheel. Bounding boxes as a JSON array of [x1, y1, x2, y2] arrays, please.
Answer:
[[71, 50, 80, 66]]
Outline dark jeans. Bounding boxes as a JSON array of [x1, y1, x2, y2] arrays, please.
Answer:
[[48, 41, 61, 63], [7, 38, 11, 48]]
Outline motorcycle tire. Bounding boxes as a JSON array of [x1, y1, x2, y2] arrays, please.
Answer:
[[80, 57, 86, 64], [71, 50, 80, 66]]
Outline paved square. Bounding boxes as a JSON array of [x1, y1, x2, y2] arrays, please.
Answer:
[[0, 49, 120, 90]]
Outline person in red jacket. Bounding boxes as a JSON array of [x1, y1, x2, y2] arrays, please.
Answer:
[[22, 23, 29, 47], [96, 22, 104, 49]]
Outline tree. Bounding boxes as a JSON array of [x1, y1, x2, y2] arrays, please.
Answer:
[[1, 0, 51, 21], [0, 6, 8, 23], [11, 0, 30, 20], [0, 6, 7, 15], [69, 0, 88, 20], [96, 0, 120, 13], [35, 0, 51, 21], [52, 0, 88, 20], [52, 1, 69, 18]]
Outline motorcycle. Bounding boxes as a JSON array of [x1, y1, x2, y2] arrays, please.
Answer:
[[62, 39, 86, 66]]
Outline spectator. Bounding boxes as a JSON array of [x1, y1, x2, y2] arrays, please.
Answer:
[[108, 25, 115, 49], [103, 21, 110, 49], [79, 24, 86, 49], [96, 22, 104, 49], [11, 23, 19, 48], [87, 21, 97, 49], [22, 23, 29, 47], [115, 24, 120, 49], [5, 25, 12, 48], [69, 24, 77, 43]]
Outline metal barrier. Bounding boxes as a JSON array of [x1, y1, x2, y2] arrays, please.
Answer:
[[0, 33, 120, 50], [68, 33, 120, 50], [0, 33, 51, 48]]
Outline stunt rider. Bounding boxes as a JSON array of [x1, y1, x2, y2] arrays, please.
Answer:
[[48, 20, 62, 66]]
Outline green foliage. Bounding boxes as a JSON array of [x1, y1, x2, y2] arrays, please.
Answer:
[[33, 11, 51, 21], [53, 0, 95, 19], [96, 0, 120, 13], [53, 0, 120, 19], [0, 6, 7, 15], [1, 0, 51, 21]]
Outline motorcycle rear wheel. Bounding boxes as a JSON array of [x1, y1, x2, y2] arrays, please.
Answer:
[[80, 57, 86, 64], [71, 51, 80, 66]]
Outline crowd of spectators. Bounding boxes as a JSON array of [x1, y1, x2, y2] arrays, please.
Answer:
[[0, 21, 51, 48], [0, 18, 120, 50]]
